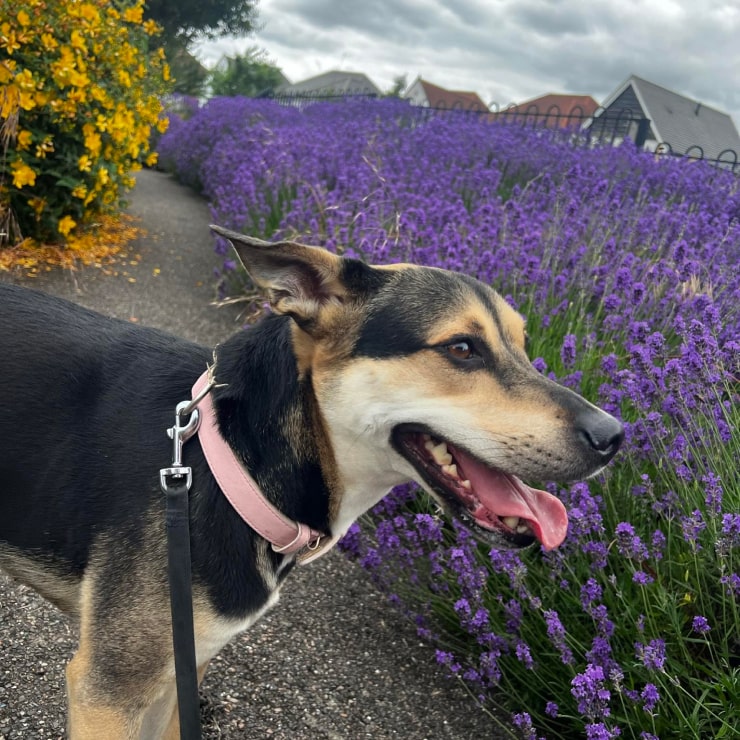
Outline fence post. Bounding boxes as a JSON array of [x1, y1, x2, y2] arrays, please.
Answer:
[[635, 118, 651, 148]]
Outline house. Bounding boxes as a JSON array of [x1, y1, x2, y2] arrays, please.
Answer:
[[405, 76, 489, 111], [276, 71, 381, 97], [498, 93, 599, 127], [588, 74, 740, 162]]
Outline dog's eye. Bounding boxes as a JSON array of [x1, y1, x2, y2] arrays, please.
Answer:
[[446, 340, 476, 360]]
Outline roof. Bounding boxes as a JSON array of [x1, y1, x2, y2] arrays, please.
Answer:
[[408, 78, 488, 111], [276, 71, 381, 96], [601, 75, 740, 160], [503, 93, 598, 118]]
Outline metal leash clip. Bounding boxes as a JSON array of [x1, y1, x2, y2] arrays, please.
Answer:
[[159, 401, 201, 493]]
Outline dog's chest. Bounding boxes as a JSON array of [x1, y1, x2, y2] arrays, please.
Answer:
[[194, 589, 281, 665]]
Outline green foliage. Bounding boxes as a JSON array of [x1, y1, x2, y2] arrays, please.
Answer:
[[165, 38, 209, 97], [384, 74, 408, 98], [208, 47, 286, 98], [1, 0, 170, 247], [143, 0, 259, 42]]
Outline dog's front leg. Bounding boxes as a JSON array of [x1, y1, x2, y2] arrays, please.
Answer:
[[66, 645, 139, 739], [66, 565, 185, 740], [157, 661, 211, 740]]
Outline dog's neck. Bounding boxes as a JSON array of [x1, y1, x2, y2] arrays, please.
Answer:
[[208, 315, 334, 537]]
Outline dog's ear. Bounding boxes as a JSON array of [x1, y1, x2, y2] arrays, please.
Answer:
[[211, 225, 348, 327]]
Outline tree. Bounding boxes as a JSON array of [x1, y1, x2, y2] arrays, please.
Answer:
[[142, 0, 260, 96], [168, 45, 210, 97], [209, 47, 286, 98], [384, 74, 408, 98], [143, 0, 259, 43]]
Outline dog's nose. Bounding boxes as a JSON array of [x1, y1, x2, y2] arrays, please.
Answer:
[[575, 410, 624, 462]]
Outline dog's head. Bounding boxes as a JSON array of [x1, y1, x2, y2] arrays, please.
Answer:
[[213, 226, 623, 557]]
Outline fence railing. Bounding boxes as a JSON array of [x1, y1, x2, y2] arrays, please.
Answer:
[[263, 92, 739, 174]]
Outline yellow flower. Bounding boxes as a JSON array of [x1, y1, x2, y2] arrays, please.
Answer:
[[2, 30, 21, 55], [122, 5, 144, 24], [11, 159, 37, 188], [79, 4, 100, 23], [18, 89, 37, 110], [1, 83, 19, 118], [16, 11, 31, 27], [58, 215, 77, 236], [69, 70, 90, 88], [143, 20, 161, 36], [72, 185, 88, 199], [40, 33, 58, 50], [17, 130, 33, 150], [70, 30, 86, 52], [27, 197, 46, 216], [78, 154, 92, 172], [84, 129, 101, 156], [0, 63, 13, 85]]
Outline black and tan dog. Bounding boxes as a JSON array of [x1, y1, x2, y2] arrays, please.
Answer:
[[0, 227, 623, 738]]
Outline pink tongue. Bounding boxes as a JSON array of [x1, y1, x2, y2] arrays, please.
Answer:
[[453, 447, 568, 551]]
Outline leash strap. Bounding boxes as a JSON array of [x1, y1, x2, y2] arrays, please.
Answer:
[[165, 479, 202, 740], [161, 400, 202, 740]]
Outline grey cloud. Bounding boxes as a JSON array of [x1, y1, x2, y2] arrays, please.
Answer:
[[198, 0, 740, 124]]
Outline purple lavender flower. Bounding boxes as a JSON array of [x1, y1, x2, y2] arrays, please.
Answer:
[[720, 573, 740, 598], [515, 640, 535, 670], [650, 530, 666, 560], [681, 510, 707, 551], [581, 578, 603, 609], [702, 471, 723, 515], [561, 333, 577, 367], [585, 722, 621, 739], [641, 683, 660, 714], [691, 616, 711, 634], [512, 711, 538, 740], [544, 609, 575, 666], [722, 513, 740, 539], [635, 638, 666, 672], [571, 663, 612, 719]]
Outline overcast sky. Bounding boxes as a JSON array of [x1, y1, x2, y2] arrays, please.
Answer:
[[195, 0, 740, 126]]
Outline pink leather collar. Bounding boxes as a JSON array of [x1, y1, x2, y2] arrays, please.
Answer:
[[191, 371, 325, 556]]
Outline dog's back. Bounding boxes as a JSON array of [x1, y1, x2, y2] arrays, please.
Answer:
[[0, 284, 208, 607]]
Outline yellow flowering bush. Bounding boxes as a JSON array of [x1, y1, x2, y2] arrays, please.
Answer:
[[0, 0, 170, 248]]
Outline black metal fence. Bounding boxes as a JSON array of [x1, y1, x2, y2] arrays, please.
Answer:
[[263, 92, 739, 174]]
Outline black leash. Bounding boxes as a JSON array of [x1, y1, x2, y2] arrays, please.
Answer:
[[161, 402, 203, 740]]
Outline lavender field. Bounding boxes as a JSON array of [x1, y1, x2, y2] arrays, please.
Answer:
[[158, 98, 739, 739]]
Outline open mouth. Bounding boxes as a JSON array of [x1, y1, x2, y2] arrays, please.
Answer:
[[391, 426, 569, 551]]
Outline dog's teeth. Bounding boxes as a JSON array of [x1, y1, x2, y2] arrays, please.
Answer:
[[502, 516, 519, 529], [516, 523, 532, 534], [461, 479, 472, 490], [442, 463, 459, 479], [430, 441, 452, 466]]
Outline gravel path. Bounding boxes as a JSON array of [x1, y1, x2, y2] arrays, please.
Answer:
[[0, 170, 505, 740]]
